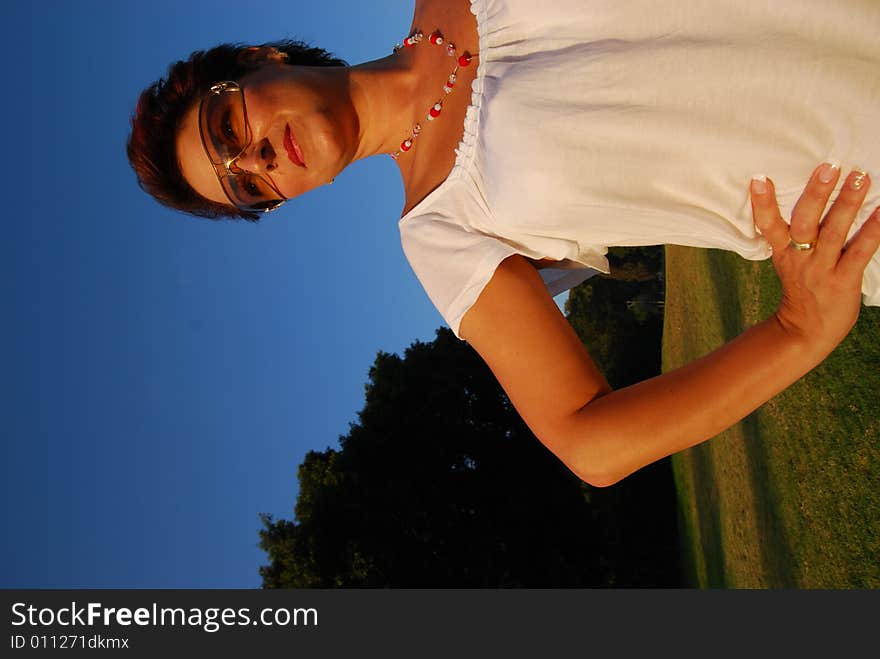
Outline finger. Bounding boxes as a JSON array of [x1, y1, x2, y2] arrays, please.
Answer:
[[836, 206, 880, 282], [815, 168, 871, 269], [789, 162, 841, 244], [750, 175, 789, 253]]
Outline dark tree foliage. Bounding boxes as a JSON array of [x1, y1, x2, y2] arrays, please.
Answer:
[[261, 328, 607, 587], [259, 246, 680, 588], [566, 246, 666, 389], [565, 247, 679, 587]]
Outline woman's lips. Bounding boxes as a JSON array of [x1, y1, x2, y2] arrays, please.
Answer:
[[284, 124, 306, 168]]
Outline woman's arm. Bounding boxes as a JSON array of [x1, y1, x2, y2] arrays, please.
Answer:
[[459, 164, 880, 487]]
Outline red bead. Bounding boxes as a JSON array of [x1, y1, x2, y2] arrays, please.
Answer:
[[429, 106, 441, 118], [400, 139, 412, 152], [430, 31, 444, 45], [458, 53, 472, 67]]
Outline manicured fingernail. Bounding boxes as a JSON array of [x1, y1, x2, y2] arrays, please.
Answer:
[[818, 161, 840, 184], [751, 174, 767, 194], [851, 169, 868, 190]]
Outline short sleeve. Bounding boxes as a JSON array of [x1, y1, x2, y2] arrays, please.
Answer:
[[400, 213, 603, 338]]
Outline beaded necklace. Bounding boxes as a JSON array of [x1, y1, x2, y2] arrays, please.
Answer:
[[389, 30, 477, 160]]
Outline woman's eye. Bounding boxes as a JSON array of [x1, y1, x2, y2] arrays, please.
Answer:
[[220, 110, 236, 142], [243, 177, 261, 198]]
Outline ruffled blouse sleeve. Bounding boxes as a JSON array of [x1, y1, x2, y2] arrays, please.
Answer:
[[400, 212, 602, 338]]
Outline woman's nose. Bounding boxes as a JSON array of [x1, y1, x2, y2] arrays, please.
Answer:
[[233, 138, 278, 174]]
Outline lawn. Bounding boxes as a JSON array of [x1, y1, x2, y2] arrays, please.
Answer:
[[662, 246, 880, 588]]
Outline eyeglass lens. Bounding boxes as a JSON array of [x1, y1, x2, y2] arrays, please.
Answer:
[[199, 86, 285, 211]]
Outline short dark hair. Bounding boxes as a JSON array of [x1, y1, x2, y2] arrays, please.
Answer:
[[127, 40, 347, 222]]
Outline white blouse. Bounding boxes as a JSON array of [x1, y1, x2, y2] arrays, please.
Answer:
[[399, 0, 880, 337]]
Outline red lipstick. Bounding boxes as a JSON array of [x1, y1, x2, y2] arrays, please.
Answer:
[[284, 124, 306, 168]]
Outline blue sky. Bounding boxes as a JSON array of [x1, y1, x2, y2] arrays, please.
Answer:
[[4, 0, 575, 589]]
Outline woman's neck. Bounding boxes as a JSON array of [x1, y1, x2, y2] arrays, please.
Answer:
[[329, 0, 479, 210], [346, 53, 423, 164]]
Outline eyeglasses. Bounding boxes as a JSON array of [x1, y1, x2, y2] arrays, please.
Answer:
[[198, 81, 287, 213]]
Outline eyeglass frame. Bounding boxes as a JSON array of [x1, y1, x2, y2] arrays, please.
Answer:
[[197, 80, 288, 213]]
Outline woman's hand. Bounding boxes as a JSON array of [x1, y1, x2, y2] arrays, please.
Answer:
[[750, 163, 880, 361]]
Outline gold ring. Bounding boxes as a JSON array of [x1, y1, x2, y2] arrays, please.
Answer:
[[789, 237, 816, 251]]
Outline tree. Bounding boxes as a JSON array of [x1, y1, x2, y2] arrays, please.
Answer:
[[566, 247, 665, 389], [260, 256, 680, 587]]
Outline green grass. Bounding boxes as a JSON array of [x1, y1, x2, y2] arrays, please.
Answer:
[[662, 246, 880, 588]]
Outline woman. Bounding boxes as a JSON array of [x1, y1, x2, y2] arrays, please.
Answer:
[[128, 0, 880, 486]]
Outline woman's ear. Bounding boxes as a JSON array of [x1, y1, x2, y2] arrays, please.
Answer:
[[239, 46, 288, 66]]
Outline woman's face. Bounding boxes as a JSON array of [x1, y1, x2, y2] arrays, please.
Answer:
[[176, 59, 356, 211]]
